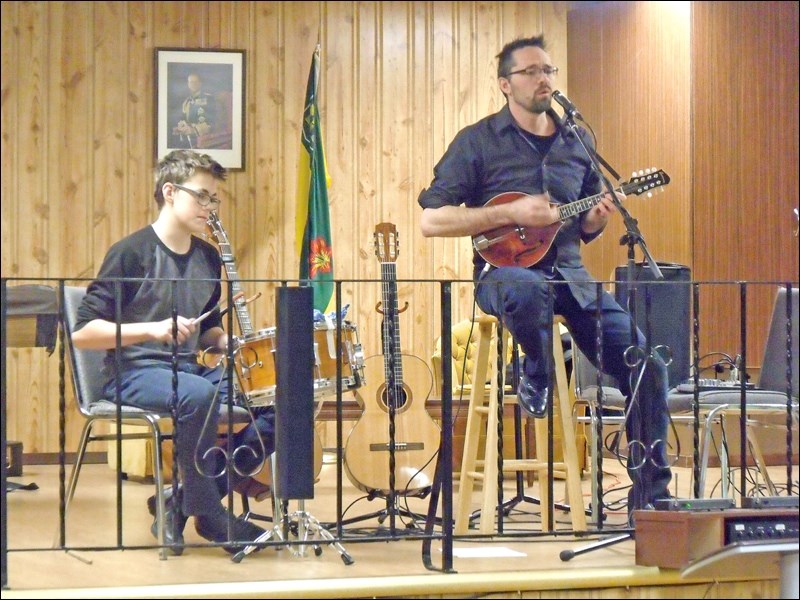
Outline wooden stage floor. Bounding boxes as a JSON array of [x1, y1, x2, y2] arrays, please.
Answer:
[[2, 456, 788, 598]]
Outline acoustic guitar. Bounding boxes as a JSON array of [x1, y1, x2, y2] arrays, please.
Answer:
[[344, 223, 440, 495], [205, 212, 323, 484], [472, 168, 670, 268]]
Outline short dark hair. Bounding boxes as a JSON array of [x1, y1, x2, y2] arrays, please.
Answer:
[[153, 150, 226, 209], [496, 34, 548, 78]]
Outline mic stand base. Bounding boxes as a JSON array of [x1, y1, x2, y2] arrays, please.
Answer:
[[559, 530, 634, 562]]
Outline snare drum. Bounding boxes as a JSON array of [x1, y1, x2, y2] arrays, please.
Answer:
[[312, 320, 365, 398], [234, 321, 364, 406], [233, 328, 277, 406]]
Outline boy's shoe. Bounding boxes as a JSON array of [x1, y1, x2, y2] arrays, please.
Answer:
[[195, 506, 267, 554], [146, 485, 187, 556]]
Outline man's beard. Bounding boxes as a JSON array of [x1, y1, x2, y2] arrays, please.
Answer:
[[531, 96, 552, 114]]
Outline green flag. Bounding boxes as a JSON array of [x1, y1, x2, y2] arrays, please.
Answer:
[[296, 44, 333, 313]]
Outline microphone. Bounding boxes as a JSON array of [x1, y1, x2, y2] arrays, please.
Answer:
[[552, 90, 583, 120]]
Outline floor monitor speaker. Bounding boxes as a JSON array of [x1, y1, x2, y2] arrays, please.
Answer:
[[614, 262, 691, 390]]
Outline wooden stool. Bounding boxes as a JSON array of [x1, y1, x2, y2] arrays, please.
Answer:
[[455, 315, 587, 534]]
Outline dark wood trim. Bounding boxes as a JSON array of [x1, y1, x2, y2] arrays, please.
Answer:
[[21, 452, 107, 466]]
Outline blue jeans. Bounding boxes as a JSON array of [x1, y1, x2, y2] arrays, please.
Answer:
[[103, 362, 275, 516], [475, 267, 672, 509]]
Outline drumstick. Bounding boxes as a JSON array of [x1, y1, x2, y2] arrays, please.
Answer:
[[193, 292, 245, 325]]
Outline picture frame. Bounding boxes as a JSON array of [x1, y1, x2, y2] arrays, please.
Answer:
[[155, 48, 245, 170]]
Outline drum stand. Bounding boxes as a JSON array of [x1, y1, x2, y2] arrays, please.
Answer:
[[282, 500, 354, 564], [234, 497, 353, 564], [232, 455, 354, 565]]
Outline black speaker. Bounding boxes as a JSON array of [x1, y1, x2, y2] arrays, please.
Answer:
[[614, 262, 691, 389], [274, 286, 315, 499]]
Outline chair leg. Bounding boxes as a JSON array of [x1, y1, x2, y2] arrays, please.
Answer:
[[699, 404, 730, 499], [746, 422, 778, 496], [147, 420, 169, 560], [54, 419, 94, 547], [63, 422, 94, 513], [551, 320, 586, 531], [455, 317, 496, 535]]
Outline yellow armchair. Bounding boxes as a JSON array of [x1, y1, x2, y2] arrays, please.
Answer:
[[431, 317, 517, 397]]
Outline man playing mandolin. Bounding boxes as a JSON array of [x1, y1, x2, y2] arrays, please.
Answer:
[[418, 34, 672, 521]]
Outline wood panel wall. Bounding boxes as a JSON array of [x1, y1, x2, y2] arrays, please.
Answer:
[[2, 1, 797, 455], [1, 1, 568, 453], [690, 1, 799, 358], [568, 1, 693, 276], [568, 1, 798, 364]]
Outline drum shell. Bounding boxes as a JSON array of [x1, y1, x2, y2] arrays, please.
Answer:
[[235, 321, 363, 406]]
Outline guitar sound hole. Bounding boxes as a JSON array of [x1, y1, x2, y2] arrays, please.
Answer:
[[378, 385, 408, 413]]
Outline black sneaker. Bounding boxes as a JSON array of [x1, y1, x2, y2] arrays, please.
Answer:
[[195, 506, 267, 554]]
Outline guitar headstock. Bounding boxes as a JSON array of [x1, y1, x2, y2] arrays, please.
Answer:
[[205, 211, 230, 246], [623, 168, 671, 197], [374, 222, 399, 263]]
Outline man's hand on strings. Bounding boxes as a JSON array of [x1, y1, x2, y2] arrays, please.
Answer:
[[509, 192, 561, 227], [583, 190, 623, 234]]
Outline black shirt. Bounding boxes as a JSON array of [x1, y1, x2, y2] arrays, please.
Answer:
[[418, 104, 608, 307], [76, 225, 223, 378]]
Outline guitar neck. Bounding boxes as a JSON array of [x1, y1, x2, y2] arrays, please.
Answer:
[[380, 261, 404, 390], [215, 240, 255, 337]]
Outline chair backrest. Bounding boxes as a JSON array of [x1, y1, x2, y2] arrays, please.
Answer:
[[573, 346, 618, 389], [572, 344, 627, 408], [62, 285, 109, 414], [758, 286, 799, 396]]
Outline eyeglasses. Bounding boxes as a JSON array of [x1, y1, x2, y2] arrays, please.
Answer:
[[504, 65, 559, 79], [173, 184, 222, 209]]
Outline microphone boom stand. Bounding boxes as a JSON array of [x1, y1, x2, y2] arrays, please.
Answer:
[[557, 108, 664, 561]]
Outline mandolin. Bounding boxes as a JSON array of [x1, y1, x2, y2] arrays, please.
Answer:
[[344, 223, 440, 495], [472, 169, 670, 268]]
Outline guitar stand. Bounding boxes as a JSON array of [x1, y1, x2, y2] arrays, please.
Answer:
[[339, 490, 430, 533]]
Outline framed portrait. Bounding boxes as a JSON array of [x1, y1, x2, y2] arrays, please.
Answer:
[[155, 48, 245, 170]]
